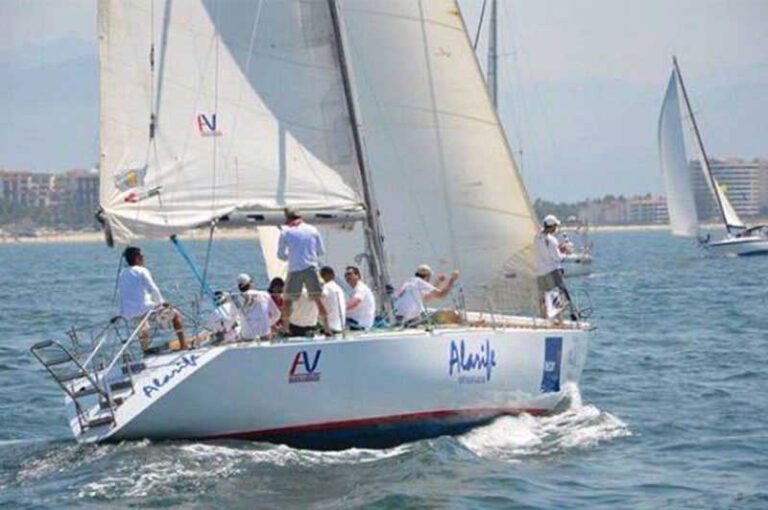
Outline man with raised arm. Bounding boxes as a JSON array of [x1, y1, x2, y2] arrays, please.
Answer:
[[117, 246, 187, 350], [393, 264, 459, 326], [277, 208, 330, 335]]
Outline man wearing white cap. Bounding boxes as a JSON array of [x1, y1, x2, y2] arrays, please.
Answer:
[[237, 273, 281, 340], [393, 264, 460, 326], [534, 215, 577, 320]]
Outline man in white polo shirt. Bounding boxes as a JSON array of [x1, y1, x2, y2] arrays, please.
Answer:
[[277, 208, 330, 335], [236, 273, 281, 341], [343, 265, 375, 330], [393, 264, 459, 326], [117, 246, 187, 350]]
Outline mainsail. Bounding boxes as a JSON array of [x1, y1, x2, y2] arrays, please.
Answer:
[[98, 0, 366, 243], [658, 71, 699, 237], [337, 0, 540, 313]]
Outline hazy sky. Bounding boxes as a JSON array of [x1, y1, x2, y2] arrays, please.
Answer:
[[3, 0, 767, 201]]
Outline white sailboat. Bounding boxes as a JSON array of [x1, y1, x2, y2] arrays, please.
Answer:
[[478, 0, 592, 276], [31, 0, 590, 448], [658, 57, 768, 256]]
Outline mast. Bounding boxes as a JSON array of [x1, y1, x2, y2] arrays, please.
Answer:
[[672, 56, 729, 231], [486, 0, 498, 106], [327, 0, 391, 303]]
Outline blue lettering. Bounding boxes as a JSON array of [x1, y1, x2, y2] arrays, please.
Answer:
[[448, 340, 496, 382], [142, 354, 200, 398]]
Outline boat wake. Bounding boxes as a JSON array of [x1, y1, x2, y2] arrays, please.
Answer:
[[458, 385, 630, 462]]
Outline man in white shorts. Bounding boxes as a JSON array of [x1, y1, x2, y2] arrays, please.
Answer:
[[393, 264, 459, 326], [277, 208, 330, 335]]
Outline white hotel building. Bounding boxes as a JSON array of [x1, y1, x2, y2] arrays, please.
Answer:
[[689, 158, 768, 220]]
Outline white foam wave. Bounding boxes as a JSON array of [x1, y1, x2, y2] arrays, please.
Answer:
[[458, 386, 630, 462], [76, 442, 411, 500]]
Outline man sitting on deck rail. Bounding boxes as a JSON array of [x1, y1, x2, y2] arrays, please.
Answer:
[[533, 215, 578, 321], [343, 266, 376, 330], [277, 208, 330, 336], [237, 273, 281, 341], [117, 246, 187, 351], [393, 265, 460, 327]]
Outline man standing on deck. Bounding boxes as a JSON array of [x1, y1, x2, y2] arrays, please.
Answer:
[[277, 208, 331, 335], [533, 215, 578, 321], [344, 265, 376, 330], [320, 266, 346, 335], [117, 246, 187, 350]]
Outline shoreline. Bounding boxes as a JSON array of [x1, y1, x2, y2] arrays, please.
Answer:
[[0, 227, 259, 245]]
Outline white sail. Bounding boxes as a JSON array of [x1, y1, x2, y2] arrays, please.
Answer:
[[337, 0, 539, 313], [658, 71, 699, 237], [702, 173, 746, 231], [98, 0, 365, 243]]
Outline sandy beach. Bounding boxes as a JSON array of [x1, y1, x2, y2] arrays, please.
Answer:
[[0, 227, 259, 245]]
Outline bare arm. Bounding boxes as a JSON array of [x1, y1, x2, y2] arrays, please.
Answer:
[[424, 271, 459, 302]]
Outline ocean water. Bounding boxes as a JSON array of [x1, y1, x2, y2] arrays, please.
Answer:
[[0, 231, 766, 509]]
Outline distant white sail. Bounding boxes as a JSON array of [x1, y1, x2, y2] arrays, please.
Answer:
[[338, 0, 539, 312], [98, 0, 365, 243], [658, 71, 699, 237]]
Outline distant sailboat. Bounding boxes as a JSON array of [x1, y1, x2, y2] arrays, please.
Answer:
[[658, 57, 768, 256], [478, 0, 592, 275], [31, 0, 590, 447]]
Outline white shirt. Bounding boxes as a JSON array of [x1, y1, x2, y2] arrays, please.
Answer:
[[277, 221, 325, 272], [394, 277, 437, 322], [117, 265, 163, 318], [240, 289, 281, 339], [290, 291, 319, 328], [533, 232, 564, 276], [322, 280, 347, 332], [347, 281, 375, 329], [207, 301, 241, 343]]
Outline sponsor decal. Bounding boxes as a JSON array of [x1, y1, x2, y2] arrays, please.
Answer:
[[449, 339, 496, 384], [143, 354, 200, 398], [115, 166, 146, 192], [540, 337, 562, 393], [289, 349, 321, 383], [197, 113, 222, 137]]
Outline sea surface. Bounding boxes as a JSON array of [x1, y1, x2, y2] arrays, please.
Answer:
[[0, 231, 766, 509]]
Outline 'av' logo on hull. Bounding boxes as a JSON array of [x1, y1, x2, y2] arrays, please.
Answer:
[[289, 350, 322, 383]]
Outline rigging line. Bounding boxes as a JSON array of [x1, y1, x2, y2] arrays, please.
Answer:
[[211, 0, 221, 214], [111, 252, 124, 306], [473, 0, 488, 51], [200, 220, 217, 302], [170, 235, 216, 303]]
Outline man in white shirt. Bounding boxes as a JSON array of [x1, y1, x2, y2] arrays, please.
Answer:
[[277, 208, 330, 335], [533, 214, 577, 320], [320, 266, 346, 335], [393, 264, 460, 326], [117, 246, 187, 350], [343, 266, 375, 330], [236, 274, 281, 341]]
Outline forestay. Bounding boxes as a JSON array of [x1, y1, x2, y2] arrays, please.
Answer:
[[98, 0, 365, 243], [658, 71, 699, 237], [336, 0, 539, 313]]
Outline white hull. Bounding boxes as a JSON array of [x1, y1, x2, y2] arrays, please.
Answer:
[[563, 253, 593, 277], [67, 325, 589, 449], [704, 236, 768, 257]]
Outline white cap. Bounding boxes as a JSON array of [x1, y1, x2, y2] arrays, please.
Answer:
[[415, 264, 433, 277], [543, 214, 561, 227], [236, 273, 252, 286]]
